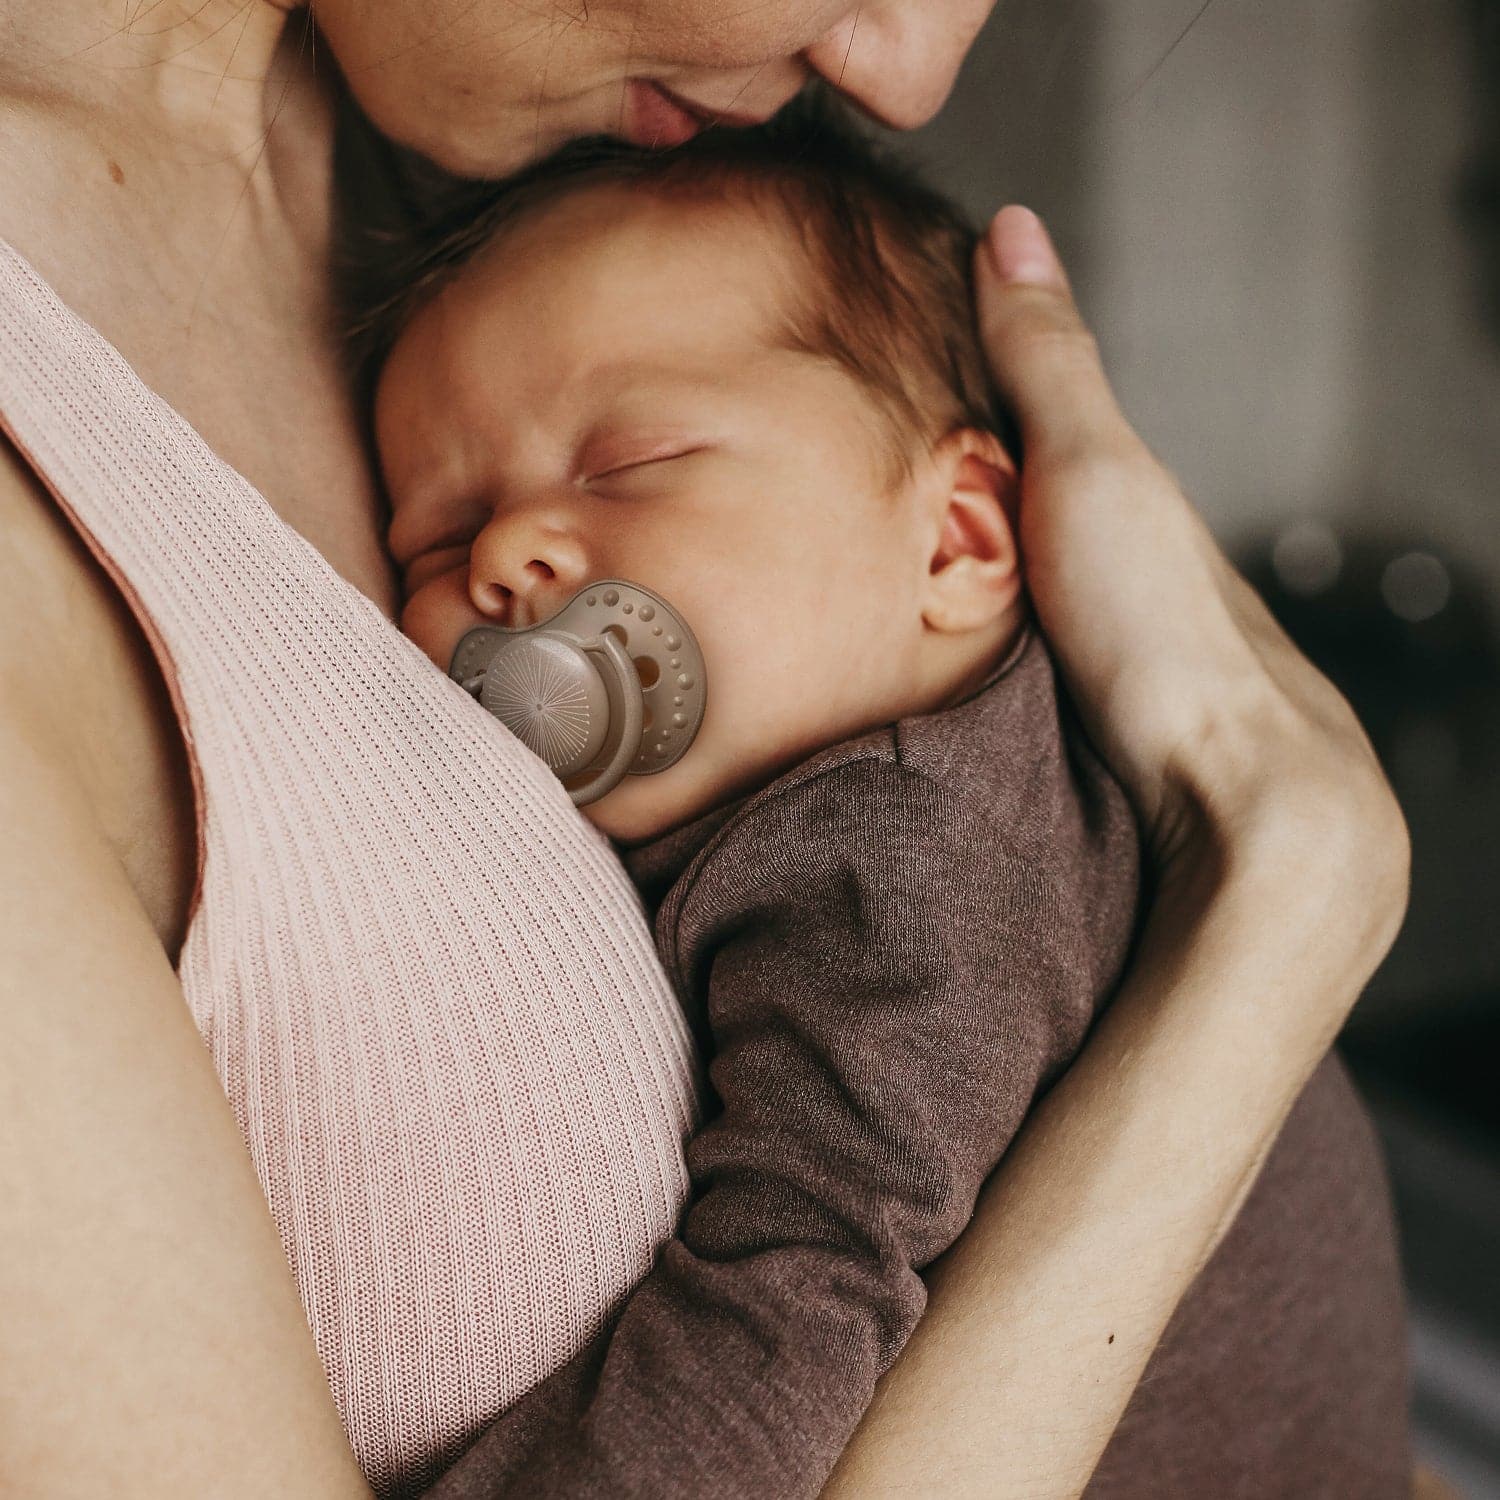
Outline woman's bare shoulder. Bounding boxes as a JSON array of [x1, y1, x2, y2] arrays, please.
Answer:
[[0, 436, 195, 949]]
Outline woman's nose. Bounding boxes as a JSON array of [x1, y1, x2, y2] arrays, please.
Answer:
[[467, 510, 590, 627], [803, 1, 995, 131]]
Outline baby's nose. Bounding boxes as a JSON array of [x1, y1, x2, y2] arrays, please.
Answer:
[[468, 512, 590, 627]]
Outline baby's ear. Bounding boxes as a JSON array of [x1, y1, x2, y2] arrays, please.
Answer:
[[921, 428, 1022, 635]]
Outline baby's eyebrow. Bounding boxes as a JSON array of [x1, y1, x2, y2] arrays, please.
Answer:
[[587, 363, 738, 400]]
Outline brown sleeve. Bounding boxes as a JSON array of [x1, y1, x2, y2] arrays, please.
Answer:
[[421, 758, 1087, 1500]]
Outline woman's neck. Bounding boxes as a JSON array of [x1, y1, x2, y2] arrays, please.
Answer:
[[0, 1, 399, 607], [0, 0, 330, 274], [3, 0, 298, 133]]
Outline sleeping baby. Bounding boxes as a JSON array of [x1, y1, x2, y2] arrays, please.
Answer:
[[356, 103, 1407, 1500]]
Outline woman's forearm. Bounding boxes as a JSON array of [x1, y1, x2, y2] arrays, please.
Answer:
[[823, 773, 1408, 1500]]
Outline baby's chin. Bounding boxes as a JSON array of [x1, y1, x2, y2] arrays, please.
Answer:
[[583, 731, 808, 846], [581, 767, 701, 847], [581, 754, 745, 847]]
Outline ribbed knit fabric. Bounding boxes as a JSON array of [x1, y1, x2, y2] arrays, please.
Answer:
[[0, 240, 701, 1497]]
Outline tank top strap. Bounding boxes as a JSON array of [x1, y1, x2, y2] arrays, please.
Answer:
[[0, 236, 419, 805], [0, 236, 698, 1496]]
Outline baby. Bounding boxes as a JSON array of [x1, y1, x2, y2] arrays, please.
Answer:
[[359, 106, 1406, 1500]]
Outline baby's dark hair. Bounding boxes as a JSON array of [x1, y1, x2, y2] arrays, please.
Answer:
[[342, 91, 1013, 469]]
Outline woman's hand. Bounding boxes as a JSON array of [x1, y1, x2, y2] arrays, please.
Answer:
[[976, 206, 1408, 978], [818, 211, 1410, 1500]]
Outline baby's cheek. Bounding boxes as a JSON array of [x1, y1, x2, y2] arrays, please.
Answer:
[[399, 575, 475, 671]]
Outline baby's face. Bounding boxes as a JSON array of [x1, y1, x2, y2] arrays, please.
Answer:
[[377, 189, 948, 842]]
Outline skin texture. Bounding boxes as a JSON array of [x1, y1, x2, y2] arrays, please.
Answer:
[[0, 3, 1409, 1496], [314, 0, 998, 176], [377, 187, 1021, 842]]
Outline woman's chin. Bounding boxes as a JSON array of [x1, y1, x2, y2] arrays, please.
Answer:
[[379, 101, 621, 183], [398, 130, 541, 185], [346, 92, 543, 182]]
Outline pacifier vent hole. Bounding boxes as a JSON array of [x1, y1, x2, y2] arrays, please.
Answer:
[[642, 704, 654, 731], [604, 624, 628, 647], [633, 656, 660, 689]]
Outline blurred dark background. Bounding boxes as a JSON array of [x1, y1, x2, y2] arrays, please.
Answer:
[[909, 1, 1500, 1493]]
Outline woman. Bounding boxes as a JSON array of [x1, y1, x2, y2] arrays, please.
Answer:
[[0, 3, 1408, 1496]]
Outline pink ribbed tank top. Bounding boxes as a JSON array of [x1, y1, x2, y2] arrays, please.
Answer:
[[0, 241, 701, 1495]]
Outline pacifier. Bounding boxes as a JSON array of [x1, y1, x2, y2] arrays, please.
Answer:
[[450, 580, 708, 807]]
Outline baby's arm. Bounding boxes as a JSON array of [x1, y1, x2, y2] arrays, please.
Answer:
[[428, 757, 1091, 1500]]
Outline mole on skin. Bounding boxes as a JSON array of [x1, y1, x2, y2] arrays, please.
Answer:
[[107, 160, 124, 185]]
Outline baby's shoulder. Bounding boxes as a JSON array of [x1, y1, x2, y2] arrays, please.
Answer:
[[655, 737, 968, 941], [656, 629, 1136, 951], [680, 630, 1086, 894], [650, 629, 1138, 1038], [704, 736, 964, 882]]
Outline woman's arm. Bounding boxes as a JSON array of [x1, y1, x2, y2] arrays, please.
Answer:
[[820, 208, 1408, 1499], [0, 198, 1405, 1496], [0, 721, 370, 1500], [824, 802, 1399, 1499]]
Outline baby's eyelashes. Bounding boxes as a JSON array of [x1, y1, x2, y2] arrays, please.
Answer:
[[578, 436, 711, 485]]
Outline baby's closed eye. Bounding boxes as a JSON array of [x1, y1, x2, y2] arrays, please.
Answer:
[[578, 427, 715, 486]]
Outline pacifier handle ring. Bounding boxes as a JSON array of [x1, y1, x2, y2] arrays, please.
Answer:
[[567, 630, 644, 807]]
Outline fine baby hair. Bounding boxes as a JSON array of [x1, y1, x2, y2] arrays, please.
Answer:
[[343, 90, 1019, 466]]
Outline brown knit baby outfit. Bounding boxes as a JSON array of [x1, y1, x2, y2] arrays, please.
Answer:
[[426, 630, 1410, 1499]]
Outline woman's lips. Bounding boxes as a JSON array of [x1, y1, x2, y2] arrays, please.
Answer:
[[621, 82, 771, 149], [622, 81, 707, 149]]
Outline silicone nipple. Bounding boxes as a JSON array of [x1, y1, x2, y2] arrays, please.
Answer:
[[450, 581, 708, 807]]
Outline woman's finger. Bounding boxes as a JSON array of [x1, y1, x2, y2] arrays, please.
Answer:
[[971, 207, 1282, 828], [974, 207, 1136, 470]]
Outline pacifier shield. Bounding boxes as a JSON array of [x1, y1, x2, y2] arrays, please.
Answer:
[[451, 579, 707, 806], [564, 584, 707, 776]]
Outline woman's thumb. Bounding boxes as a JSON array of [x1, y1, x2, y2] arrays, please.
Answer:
[[975, 207, 1128, 468]]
